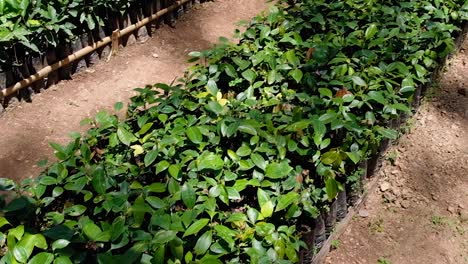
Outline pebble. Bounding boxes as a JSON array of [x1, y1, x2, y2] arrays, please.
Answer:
[[383, 192, 396, 203], [392, 188, 401, 197], [447, 206, 456, 214], [152, 53, 159, 58], [460, 211, 468, 223], [380, 182, 391, 192], [400, 200, 410, 209], [358, 209, 370, 218]]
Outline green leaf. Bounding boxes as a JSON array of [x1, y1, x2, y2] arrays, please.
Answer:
[[232, 57, 251, 70], [346, 152, 361, 164], [52, 239, 70, 251], [146, 196, 166, 209], [319, 112, 337, 124], [13, 234, 47, 263], [267, 70, 277, 84], [214, 225, 236, 248], [289, 69, 303, 83], [321, 151, 341, 165], [39, 176, 57, 185], [319, 88, 333, 98], [54, 256, 73, 264], [13, 245, 28, 263], [276, 192, 299, 212], [285, 50, 300, 66], [117, 126, 138, 146], [257, 189, 270, 208], [236, 145, 251, 157], [224, 64, 237, 78], [206, 101, 224, 115], [194, 231, 212, 255], [94, 231, 111, 242], [251, 153, 266, 170], [186, 126, 203, 144], [325, 177, 339, 201], [83, 222, 102, 241], [114, 102, 124, 111], [261, 201, 274, 218], [181, 183, 196, 209], [376, 127, 398, 140], [168, 164, 181, 179], [365, 23, 378, 39], [265, 161, 292, 179], [91, 167, 106, 195], [189, 51, 203, 57], [351, 76, 367, 86], [184, 219, 209, 237], [153, 230, 177, 244], [65, 205, 86, 216], [138, 123, 153, 135], [111, 216, 126, 241], [28, 252, 54, 264], [367, 91, 386, 105], [0, 217, 9, 228], [146, 183, 166, 193], [242, 69, 257, 83], [207, 79, 219, 96], [197, 152, 224, 171], [392, 103, 410, 112], [144, 149, 159, 167], [400, 78, 415, 93], [156, 160, 170, 174]]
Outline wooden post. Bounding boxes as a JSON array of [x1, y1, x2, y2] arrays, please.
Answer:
[[111, 30, 120, 57]]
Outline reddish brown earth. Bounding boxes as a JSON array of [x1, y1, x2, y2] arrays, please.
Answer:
[[0, 0, 269, 181], [325, 33, 468, 264]]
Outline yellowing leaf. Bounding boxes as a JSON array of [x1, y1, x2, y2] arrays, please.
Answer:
[[131, 145, 144, 156]]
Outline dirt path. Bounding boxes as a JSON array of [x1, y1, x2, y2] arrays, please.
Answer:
[[0, 0, 268, 181], [326, 36, 468, 263]]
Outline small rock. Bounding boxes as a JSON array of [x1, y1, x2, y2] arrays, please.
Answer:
[[380, 182, 391, 192], [458, 204, 465, 209], [460, 211, 468, 223], [400, 200, 410, 209], [383, 192, 396, 203], [392, 188, 401, 197], [152, 53, 159, 58], [358, 209, 370, 218], [447, 206, 456, 214], [391, 169, 399, 175], [431, 193, 438, 201]]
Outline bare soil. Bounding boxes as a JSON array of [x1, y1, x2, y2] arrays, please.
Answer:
[[0, 0, 269, 181], [325, 34, 468, 263]]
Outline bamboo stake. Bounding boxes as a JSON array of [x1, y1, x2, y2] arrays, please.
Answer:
[[0, 0, 191, 99]]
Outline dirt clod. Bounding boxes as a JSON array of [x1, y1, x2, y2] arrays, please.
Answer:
[[358, 209, 370, 218], [399, 200, 410, 209], [380, 181, 391, 192], [447, 206, 457, 214]]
